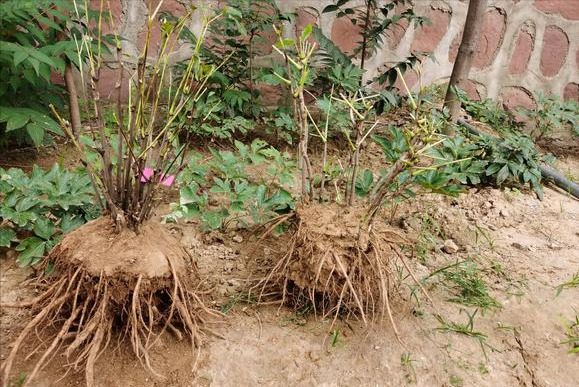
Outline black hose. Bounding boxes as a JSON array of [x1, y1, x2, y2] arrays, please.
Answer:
[[456, 118, 579, 200]]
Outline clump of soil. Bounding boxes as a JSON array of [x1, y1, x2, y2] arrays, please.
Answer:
[[256, 204, 425, 332], [1, 217, 213, 387]]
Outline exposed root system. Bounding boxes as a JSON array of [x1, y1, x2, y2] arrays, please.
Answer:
[[1, 217, 215, 387], [256, 204, 430, 333]]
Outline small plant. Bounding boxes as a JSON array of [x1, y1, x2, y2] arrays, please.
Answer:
[[457, 91, 521, 132], [556, 272, 579, 296], [401, 353, 417, 383], [438, 261, 500, 310], [168, 139, 296, 230], [474, 225, 495, 250], [330, 329, 341, 348], [320, 0, 428, 84], [0, 164, 98, 267], [518, 92, 579, 140], [435, 309, 497, 359], [440, 130, 550, 200], [220, 291, 257, 314], [449, 374, 464, 387], [413, 212, 443, 263], [559, 313, 579, 354]]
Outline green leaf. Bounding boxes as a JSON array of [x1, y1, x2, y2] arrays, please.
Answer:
[[322, 5, 339, 13], [6, 113, 29, 132], [13, 50, 29, 67], [274, 39, 295, 49], [496, 164, 510, 185], [33, 217, 56, 240], [16, 237, 47, 267], [301, 24, 313, 41], [0, 227, 17, 248], [60, 214, 85, 234], [26, 122, 45, 146], [203, 210, 227, 230], [28, 57, 40, 76]]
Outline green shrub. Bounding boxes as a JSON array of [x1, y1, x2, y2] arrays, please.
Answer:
[[167, 139, 295, 230], [0, 0, 98, 146], [0, 164, 98, 266], [518, 92, 579, 140]]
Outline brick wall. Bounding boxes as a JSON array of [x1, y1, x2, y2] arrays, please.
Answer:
[[95, 0, 579, 107]]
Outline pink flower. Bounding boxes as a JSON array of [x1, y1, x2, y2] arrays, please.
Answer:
[[140, 167, 154, 183], [160, 174, 175, 187], [140, 168, 175, 186]]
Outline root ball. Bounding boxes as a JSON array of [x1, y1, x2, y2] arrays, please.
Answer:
[[1, 217, 213, 387], [257, 204, 408, 327]]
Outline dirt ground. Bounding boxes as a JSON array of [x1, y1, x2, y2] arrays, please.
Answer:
[[1, 147, 578, 387]]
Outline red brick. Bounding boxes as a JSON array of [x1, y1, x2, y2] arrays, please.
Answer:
[[449, 8, 506, 69], [386, 3, 411, 50], [90, 0, 123, 36], [563, 83, 579, 101], [295, 8, 318, 38], [462, 79, 481, 101], [330, 15, 362, 55], [387, 19, 408, 50], [501, 86, 535, 112], [137, 1, 187, 54], [254, 29, 277, 55], [509, 31, 534, 75], [539, 25, 569, 77], [96, 66, 130, 102], [534, 0, 579, 20], [410, 7, 451, 53]]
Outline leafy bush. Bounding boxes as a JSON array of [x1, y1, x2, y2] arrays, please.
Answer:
[[0, 0, 97, 146], [457, 91, 521, 132], [168, 139, 295, 230], [433, 130, 550, 199], [371, 125, 467, 201], [518, 92, 579, 140], [0, 164, 98, 266], [471, 132, 549, 199], [176, 0, 288, 119]]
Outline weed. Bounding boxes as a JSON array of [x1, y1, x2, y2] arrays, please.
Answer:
[[478, 362, 489, 375], [474, 226, 495, 250], [416, 213, 443, 263], [517, 92, 578, 140], [494, 322, 517, 332], [0, 164, 98, 266], [220, 291, 257, 314], [559, 313, 579, 354], [430, 260, 500, 310], [13, 373, 27, 387], [449, 374, 464, 387], [168, 139, 296, 230], [401, 353, 417, 383], [283, 304, 313, 326], [330, 329, 341, 348], [556, 272, 579, 296], [435, 309, 498, 359]]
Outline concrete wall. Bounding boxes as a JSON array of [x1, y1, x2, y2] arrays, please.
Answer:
[[96, 0, 579, 108]]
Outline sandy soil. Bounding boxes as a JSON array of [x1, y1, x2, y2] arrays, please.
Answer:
[[1, 152, 578, 387]]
